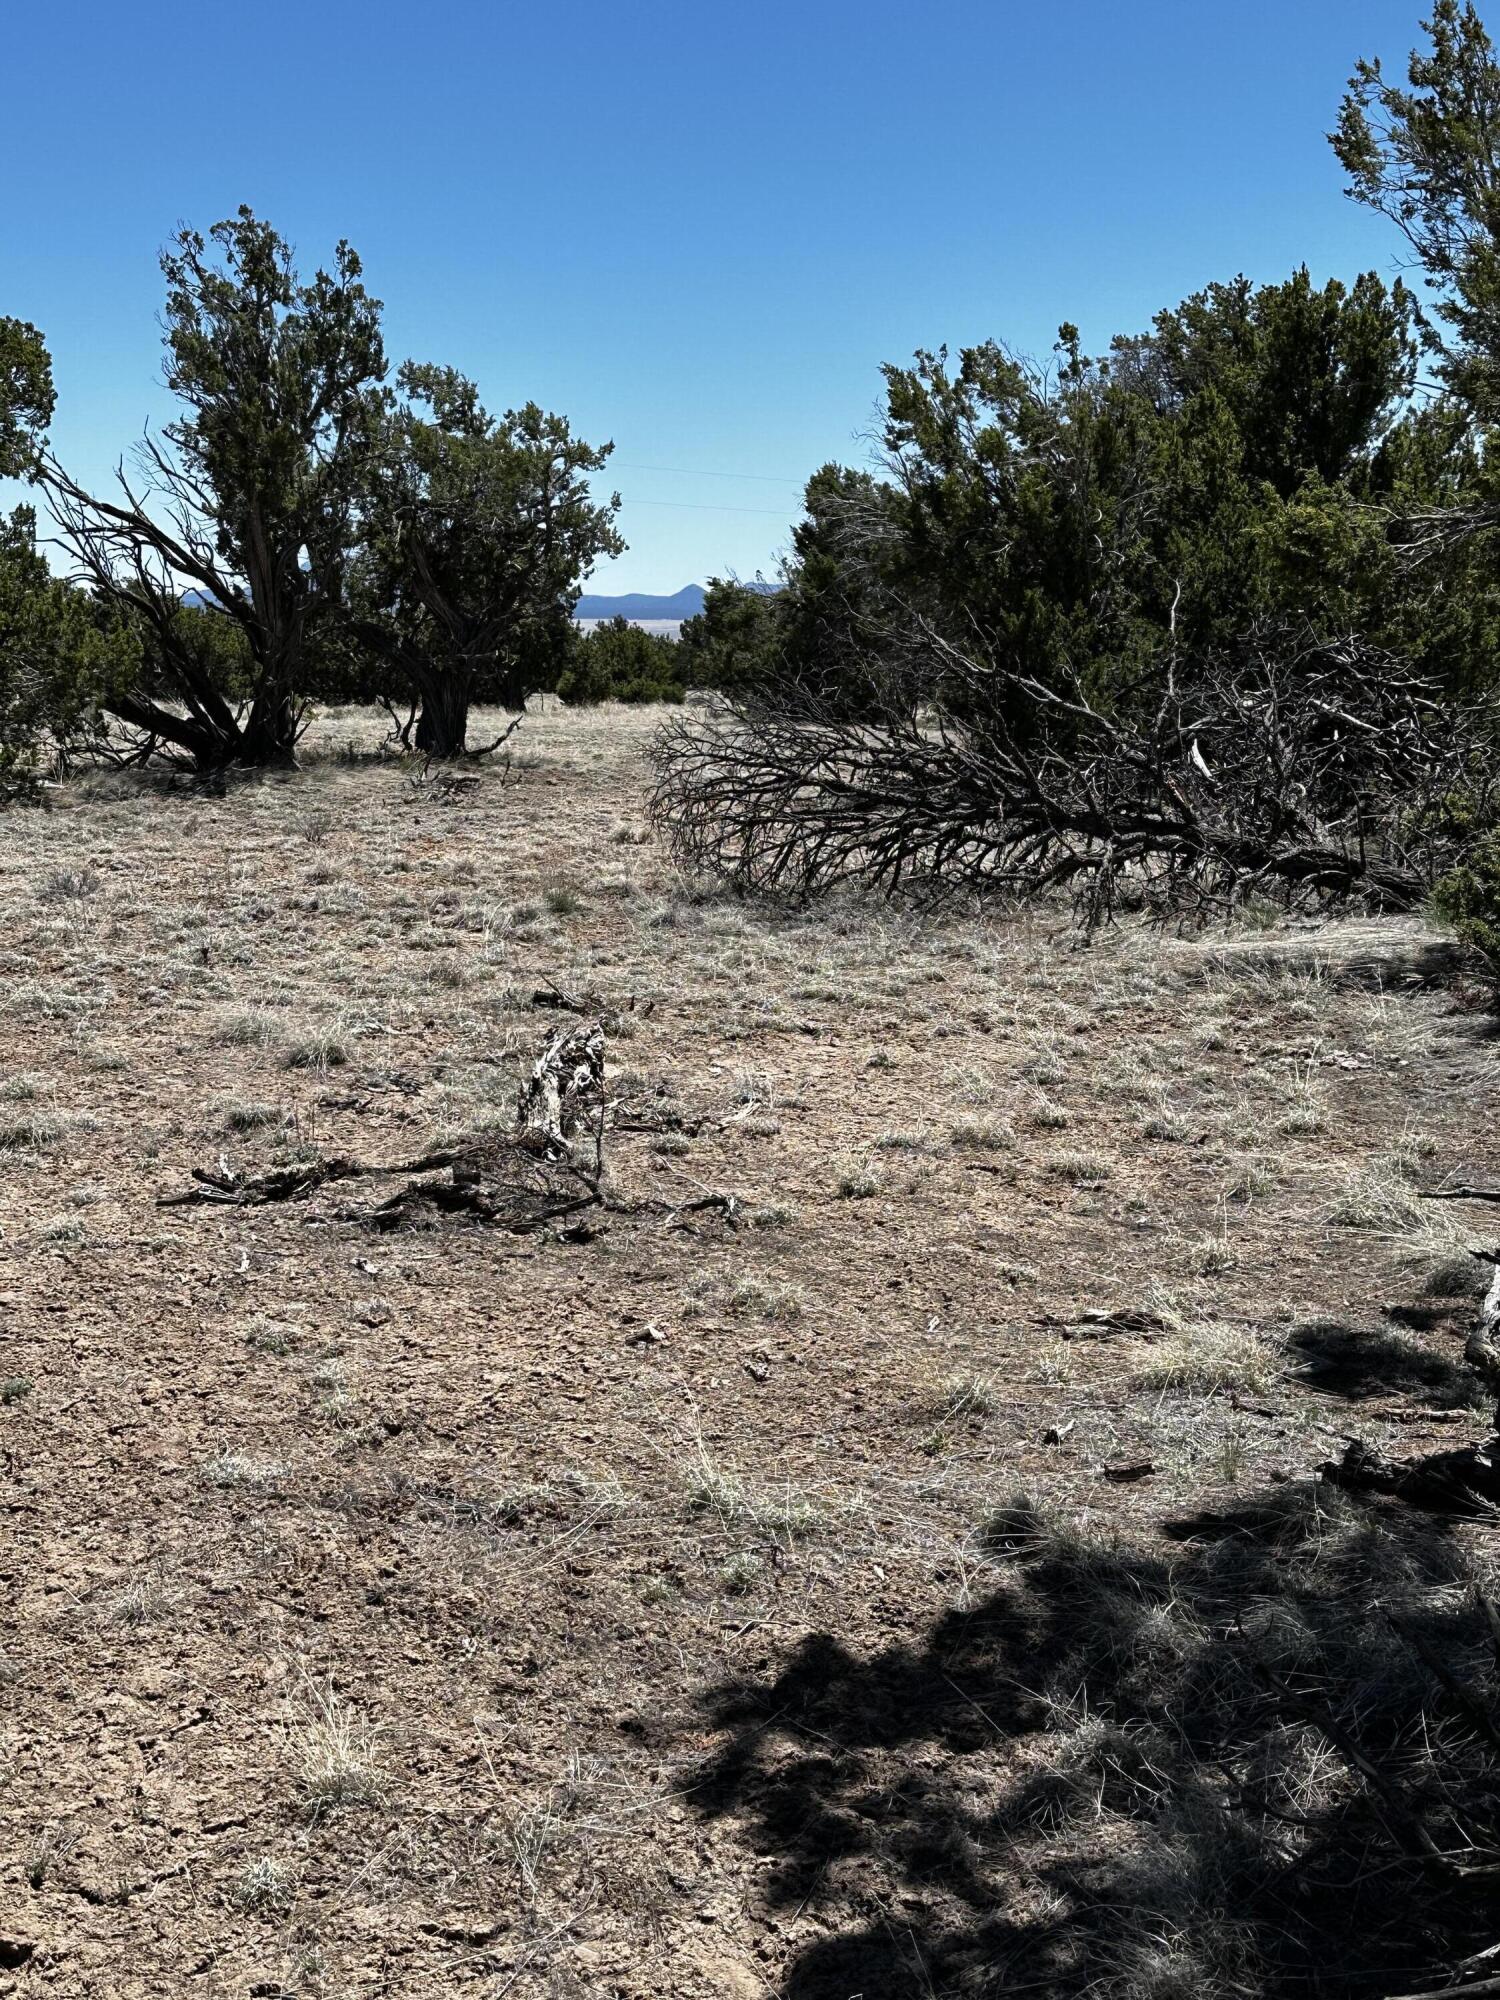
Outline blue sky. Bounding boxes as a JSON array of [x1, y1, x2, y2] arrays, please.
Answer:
[[2, 0, 1437, 592]]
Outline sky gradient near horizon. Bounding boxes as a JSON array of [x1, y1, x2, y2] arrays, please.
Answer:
[[1, 1, 1445, 593]]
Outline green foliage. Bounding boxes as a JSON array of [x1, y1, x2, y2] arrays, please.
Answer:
[[350, 364, 623, 754], [0, 508, 123, 784], [883, 271, 1418, 683], [1434, 832, 1500, 968], [678, 579, 783, 693], [0, 319, 54, 480], [158, 207, 389, 590], [1336, 2, 1500, 422], [45, 207, 390, 768], [698, 268, 1426, 721], [556, 617, 686, 705], [0, 323, 125, 784]]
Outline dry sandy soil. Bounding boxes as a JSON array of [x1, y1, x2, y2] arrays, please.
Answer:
[[2, 703, 1498, 1998]]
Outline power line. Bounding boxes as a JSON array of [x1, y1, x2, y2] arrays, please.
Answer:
[[610, 459, 805, 486], [623, 496, 793, 517]]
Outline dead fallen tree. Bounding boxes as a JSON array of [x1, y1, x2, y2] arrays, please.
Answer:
[[159, 1022, 607, 1233], [651, 622, 1493, 925]]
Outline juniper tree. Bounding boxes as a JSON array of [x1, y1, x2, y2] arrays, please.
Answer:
[[351, 364, 622, 757], [44, 209, 388, 769], [0, 321, 118, 781]]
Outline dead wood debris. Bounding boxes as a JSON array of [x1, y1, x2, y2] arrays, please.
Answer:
[[158, 1022, 609, 1235], [1040, 1307, 1167, 1341]]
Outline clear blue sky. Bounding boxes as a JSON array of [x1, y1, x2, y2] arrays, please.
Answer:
[[2, 0, 1438, 593]]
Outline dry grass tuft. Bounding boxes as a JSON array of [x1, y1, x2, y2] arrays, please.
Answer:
[[1131, 1322, 1273, 1396], [288, 1679, 384, 1811]]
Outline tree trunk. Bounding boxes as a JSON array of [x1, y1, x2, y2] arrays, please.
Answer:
[[238, 690, 301, 769], [413, 670, 472, 759]]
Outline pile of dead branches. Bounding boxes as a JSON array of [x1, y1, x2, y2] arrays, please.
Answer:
[[160, 1022, 606, 1233], [651, 621, 1494, 925]]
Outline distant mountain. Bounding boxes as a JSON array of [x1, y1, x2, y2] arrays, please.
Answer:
[[573, 584, 707, 622]]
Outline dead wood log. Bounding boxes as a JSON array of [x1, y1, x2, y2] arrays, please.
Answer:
[[157, 1155, 376, 1207], [1467, 1255, 1500, 1416], [661, 1192, 740, 1232], [159, 1022, 610, 1232], [530, 981, 589, 1014], [516, 1022, 605, 1164], [358, 1167, 600, 1234]]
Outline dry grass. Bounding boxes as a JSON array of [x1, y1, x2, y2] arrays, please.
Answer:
[[289, 1679, 384, 1811]]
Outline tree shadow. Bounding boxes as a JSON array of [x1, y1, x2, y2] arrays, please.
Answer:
[[1289, 1315, 1484, 1407], [681, 1485, 1499, 1998]]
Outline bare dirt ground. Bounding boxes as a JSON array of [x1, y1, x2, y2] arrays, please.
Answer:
[[2, 703, 1498, 1999]]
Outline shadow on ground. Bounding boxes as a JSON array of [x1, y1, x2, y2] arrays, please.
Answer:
[[1290, 1314, 1486, 1407], [682, 1481, 1500, 1999]]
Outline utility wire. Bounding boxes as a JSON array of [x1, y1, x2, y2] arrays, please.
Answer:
[[623, 496, 793, 516], [609, 460, 805, 486]]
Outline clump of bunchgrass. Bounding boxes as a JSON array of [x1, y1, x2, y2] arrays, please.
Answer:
[[950, 1114, 1016, 1151], [283, 1026, 351, 1072], [934, 1371, 1000, 1421], [0, 1111, 62, 1153], [1131, 1321, 1272, 1396], [217, 1097, 284, 1134], [726, 1275, 806, 1323], [203, 1450, 286, 1491], [833, 1155, 883, 1199], [231, 1855, 296, 1913], [289, 1679, 383, 1811], [1328, 1162, 1427, 1232]]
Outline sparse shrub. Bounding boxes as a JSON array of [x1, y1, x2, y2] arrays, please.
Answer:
[[1434, 831, 1500, 977], [556, 616, 687, 706]]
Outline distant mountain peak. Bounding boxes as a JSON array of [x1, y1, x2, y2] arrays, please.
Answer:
[[573, 584, 707, 621]]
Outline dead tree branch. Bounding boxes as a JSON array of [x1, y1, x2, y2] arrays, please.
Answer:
[[651, 621, 1493, 926]]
